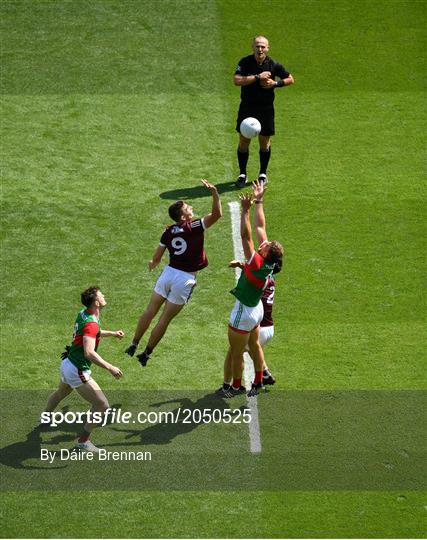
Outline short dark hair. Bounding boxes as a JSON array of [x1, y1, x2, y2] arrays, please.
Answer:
[[168, 200, 185, 222], [264, 241, 284, 267], [81, 286, 100, 308], [272, 256, 283, 275]]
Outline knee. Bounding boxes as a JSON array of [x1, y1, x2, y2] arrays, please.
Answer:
[[229, 347, 244, 362], [259, 136, 270, 151], [141, 306, 156, 320], [102, 399, 110, 412], [94, 398, 110, 412], [57, 386, 71, 399], [239, 137, 250, 151], [161, 306, 181, 325], [154, 317, 171, 331], [249, 340, 262, 355]]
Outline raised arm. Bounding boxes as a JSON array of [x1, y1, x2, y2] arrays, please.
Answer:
[[148, 244, 166, 271], [252, 180, 268, 245], [201, 179, 222, 229], [239, 192, 255, 260]]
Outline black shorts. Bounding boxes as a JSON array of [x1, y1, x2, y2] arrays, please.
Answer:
[[236, 104, 275, 136]]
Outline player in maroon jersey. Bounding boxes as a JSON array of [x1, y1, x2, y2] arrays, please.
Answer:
[[125, 179, 222, 365], [258, 272, 278, 385]]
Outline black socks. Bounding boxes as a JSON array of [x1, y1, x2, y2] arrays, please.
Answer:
[[237, 147, 249, 175], [259, 147, 271, 175]]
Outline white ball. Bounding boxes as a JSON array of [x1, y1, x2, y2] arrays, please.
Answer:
[[240, 117, 261, 139]]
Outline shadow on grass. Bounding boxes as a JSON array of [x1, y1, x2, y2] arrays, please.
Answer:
[[0, 406, 76, 470], [110, 392, 245, 446], [0, 403, 123, 470], [159, 182, 239, 200]]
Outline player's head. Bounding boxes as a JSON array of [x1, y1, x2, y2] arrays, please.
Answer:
[[168, 200, 194, 222], [258, 240, 283, 267], [81, 286, 107, 309], [272, 255, 283, 274], [252, 35, 269, 61]]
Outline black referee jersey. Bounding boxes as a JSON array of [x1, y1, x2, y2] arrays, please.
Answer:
[[235, 55, 290, 107]]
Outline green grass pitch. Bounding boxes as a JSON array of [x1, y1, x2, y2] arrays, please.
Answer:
[[1, 0, 425, 537]]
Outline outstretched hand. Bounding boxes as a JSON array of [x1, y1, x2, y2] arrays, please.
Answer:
[[201, 179, 218, 193], [239, 191, 254, 211], [252, 179, 266, 201], [228, 259, 244, 269]]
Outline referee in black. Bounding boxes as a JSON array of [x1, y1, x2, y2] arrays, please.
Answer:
[[234, 35, 294, 187]]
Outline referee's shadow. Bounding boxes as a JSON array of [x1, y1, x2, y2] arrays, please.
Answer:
[[159, 181, 237, 200]]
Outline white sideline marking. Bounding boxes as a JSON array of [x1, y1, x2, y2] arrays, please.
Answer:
[[228, 201, 262, 454]]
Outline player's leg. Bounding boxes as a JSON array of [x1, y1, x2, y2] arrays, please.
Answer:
[[45, 381, 73, 412], [146, 300, 184, 351], [216, 348, 241, 395], [133, 291, 166, 342], [125, 291, 165, 356], [227, 299, 263, 394], [136, 271, 195, 365], [45, 358, 79, 413], [258, 325, 276, 385], [250, 324, 274, 369], [227, 327, 249, 395], [248, 326, 265, 381], [224, 348, 233, 384], [75, 378, 110, 451], [136, 300, 185, 366]]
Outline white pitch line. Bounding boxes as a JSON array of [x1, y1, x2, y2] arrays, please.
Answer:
[[228, 201, 262, 454]]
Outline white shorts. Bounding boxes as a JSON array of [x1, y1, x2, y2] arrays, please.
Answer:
[[229, 299, 264, 334], [259, 325, 274, 347], [154, 265, 197, 305], [60, 357, 92, 388]]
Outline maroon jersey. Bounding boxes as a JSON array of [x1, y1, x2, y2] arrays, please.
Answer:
[[260, 275, 275, 327], [160, 219, 208, 273]]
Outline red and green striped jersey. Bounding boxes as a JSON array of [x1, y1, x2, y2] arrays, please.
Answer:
[[231, 252, 275, 307], [67, 309, 101, 370]]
